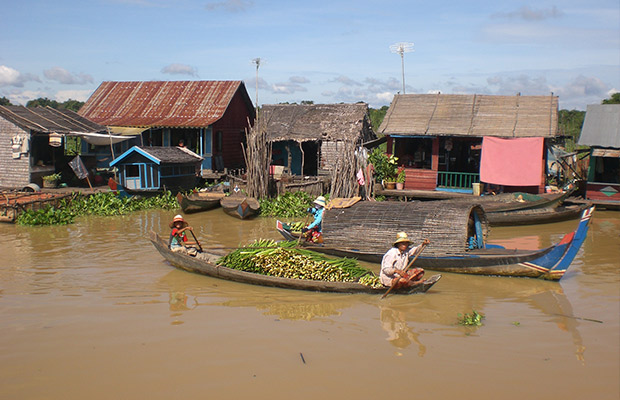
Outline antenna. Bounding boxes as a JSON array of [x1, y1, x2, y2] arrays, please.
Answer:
[[251, 58, 262, 107], [389, 42, 414, 94]]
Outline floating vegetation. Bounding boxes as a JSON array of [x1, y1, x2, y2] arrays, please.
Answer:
[[458, 310, 485, 326], [17, 191, 179, 226], [259, 192, 316, 218], [218, 239, 382, 287]]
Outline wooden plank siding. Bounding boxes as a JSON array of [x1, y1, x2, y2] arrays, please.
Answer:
[[404, 168, 437, 190], [211, 89, 254, 170], [585, 183, 620, 202], [0, 118, 31, 188]]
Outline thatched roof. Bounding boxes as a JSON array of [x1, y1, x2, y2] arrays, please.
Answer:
[[79, 80, 255, 128], [578, 104, 620, 148], [0, 105, 105, 134], [378, 93, 559, 138], [261, 103, 376, 143], [323, 201, 488, 257]]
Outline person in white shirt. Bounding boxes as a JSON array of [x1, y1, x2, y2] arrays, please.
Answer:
[[380, 232, 429, 288]]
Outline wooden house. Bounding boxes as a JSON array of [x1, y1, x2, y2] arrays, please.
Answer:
[[577, 104, 620, 208], [79, 80, 255, 175], [109, 146, 203, 193], [0, 105, 112, 189], [261, 103, 376, 176], [377, 93, 559, 194]]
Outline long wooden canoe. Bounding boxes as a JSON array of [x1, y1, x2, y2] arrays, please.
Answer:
[[176, 192, 226, 213], [220, 195, 260, 219], [150, 232, 441, 294], [276, 206, 595, 280], [486, 203, 590, 227], [440, 189, 573, 213]]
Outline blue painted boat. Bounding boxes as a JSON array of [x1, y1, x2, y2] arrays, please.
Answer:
[[276, 206, 595, 280]]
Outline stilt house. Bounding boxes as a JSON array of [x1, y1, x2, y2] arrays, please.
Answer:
[[261, 103, 376, 176], [0, 105, 109, 189], [79, 80, 255, 175], [377, 93, 559, 194], [578, 104, 620, 208]]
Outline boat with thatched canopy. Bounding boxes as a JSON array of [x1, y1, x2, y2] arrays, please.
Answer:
[[276, 202, 595, 280]]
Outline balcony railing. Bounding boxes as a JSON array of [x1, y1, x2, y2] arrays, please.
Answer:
[[437, 171, 480, 190]]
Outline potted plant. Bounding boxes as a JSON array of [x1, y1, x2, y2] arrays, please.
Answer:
[[368, 148, 398, 189], [396, 166, 406, 190], [42, 172, 61, 188]]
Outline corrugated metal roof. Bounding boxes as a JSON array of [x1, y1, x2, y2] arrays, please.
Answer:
[[261, 103, 376, 142], [0, 105, 105, 133], [578, 104, 620, 148], [378, 93, 559, 138], [78, 80, 252, 128]]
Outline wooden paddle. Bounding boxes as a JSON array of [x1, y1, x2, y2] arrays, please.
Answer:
[[381, 241, 429, 299], [188, 229, 203, 253], [297, 214, 311, 246]]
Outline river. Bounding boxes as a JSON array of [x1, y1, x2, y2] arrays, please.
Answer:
[[1, 207, 618, 400]]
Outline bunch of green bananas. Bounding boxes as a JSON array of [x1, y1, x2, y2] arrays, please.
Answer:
[[358, 275, 382, 288], [218, 239, 381, 286], [288, 221, 305, 233]]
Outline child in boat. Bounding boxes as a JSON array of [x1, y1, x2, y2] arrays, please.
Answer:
[[380, 232, 430, 289], [301, 196, 326, 243], [169, 214, 197, 254]]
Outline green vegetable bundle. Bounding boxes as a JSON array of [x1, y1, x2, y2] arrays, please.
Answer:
[[258, 192, 315, 218], [217, 239, 382, 287]]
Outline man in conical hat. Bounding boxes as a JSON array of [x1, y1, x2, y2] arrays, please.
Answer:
[[301, 196, 326, 243], [380, 232, 430, 289]]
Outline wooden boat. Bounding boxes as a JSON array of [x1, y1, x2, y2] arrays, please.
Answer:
[[176, 191, 226, 213], [441, 189, 574, 213], [486, 203, 590, 227], [276, 205, 595, 281], [150, 232, 441, 294], [1, 190, 72, 223], [220, 195, 260, 219]]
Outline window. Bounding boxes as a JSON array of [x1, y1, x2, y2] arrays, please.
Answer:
[[125, 165, 140, 177]]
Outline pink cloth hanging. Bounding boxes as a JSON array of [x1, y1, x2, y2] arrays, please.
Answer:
[[480, 137, 544, 186]]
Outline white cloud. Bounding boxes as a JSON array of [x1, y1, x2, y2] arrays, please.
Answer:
[[0, 65, 40, 87], [264, 76, 309, 95], [44, 67, 93, 85], [161, 63, 197, 76], [55, 89, 93, 102]]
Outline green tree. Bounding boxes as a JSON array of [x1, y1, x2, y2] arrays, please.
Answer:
[[0, 96, 12, 106], [62, 99, 85, 112], [558, 109, 586, 152], [26, 97, 61, 109], [602, 92, 620, 104], [368, 105, 388, 133]]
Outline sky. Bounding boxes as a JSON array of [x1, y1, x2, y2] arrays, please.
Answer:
[[1, 0, 618, 111]]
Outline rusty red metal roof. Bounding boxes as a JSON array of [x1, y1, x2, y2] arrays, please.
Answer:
[[78, 80, 250, 128]]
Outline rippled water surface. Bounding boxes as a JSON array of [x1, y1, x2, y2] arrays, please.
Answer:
[[1, 207, 618, 400]]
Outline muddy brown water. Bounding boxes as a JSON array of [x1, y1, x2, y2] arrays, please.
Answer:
[[1, 208, 618, 400]]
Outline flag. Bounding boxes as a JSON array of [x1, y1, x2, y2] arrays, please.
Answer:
[[69, 155, 89, 180]]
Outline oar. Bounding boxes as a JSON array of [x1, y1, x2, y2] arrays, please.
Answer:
[[297, 214, 311, 246], [188, 229, 203, 252], [381, 241, 429, 299]]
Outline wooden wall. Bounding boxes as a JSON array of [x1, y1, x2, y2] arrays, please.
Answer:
[[0, 118, 31, 188], [404, 168, 437, 190], [212, 90, 254, 170]]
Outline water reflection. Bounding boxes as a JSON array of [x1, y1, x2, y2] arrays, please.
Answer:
[[379, 305, 427, 356]]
